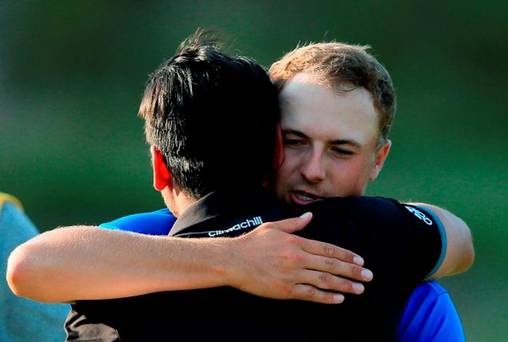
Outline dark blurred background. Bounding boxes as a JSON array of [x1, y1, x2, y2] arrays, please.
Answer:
[[1, 1, 506, 340]]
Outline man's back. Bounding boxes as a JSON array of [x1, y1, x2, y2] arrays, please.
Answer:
[[99, 206, 466, 341], [67, 189, 444, 341]]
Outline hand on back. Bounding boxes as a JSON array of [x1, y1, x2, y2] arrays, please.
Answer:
[[228, 212, 373, 304]]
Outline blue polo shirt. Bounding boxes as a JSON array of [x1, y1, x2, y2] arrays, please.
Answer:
[[101, 208, 465, 342]]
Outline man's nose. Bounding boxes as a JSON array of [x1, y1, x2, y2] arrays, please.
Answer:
[[301, 150, 325, 183]]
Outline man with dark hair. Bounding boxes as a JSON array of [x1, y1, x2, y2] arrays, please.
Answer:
[[138, 35, 280, 200], [8, 34, 472, 340]]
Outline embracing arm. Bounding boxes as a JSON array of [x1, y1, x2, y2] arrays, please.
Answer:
[[409, 203, 474, 279], [7, 226, 233, 302], [6, 213, 371, 304]]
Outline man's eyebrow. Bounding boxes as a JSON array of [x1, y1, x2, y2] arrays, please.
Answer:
[[282, 129, 308, 139], [330, 139, 362, 148], [283, 129, 361, 148]]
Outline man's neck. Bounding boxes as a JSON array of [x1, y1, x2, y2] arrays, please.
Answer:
[[161, 187, 198, 217]]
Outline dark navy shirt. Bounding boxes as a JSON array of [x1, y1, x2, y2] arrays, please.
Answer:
[[66, 190, 450, 341], [100, 208, 465, 341]]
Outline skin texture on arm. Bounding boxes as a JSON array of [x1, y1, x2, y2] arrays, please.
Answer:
[[409, 203, 474, 279], [6, 213, 371, 304]]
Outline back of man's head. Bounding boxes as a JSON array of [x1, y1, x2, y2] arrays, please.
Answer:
[[139, 31, 280, 198], [269, 42, 396, 145]]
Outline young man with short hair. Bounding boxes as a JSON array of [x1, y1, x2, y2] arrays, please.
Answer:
[[8, 34, 473, 341], [269, 42, 469, 340]]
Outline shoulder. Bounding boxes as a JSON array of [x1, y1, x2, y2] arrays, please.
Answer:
[[310, 196, 401, 212], [407, 281, 450, 304], [100, 208, 176, 235], [398, 281, 465, 342], [306, 196, 408, 226]]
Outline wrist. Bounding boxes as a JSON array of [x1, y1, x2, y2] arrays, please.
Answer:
[[214, 236, 247, 290]]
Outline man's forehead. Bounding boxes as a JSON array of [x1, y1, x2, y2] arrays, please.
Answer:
[[279, 74, 379, 146]]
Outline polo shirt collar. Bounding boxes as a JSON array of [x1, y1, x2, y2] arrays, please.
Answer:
[[170, 187, 277, 236]]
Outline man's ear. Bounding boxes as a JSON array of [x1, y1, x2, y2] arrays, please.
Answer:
[[150, 145, 172, 191], [369, 139, 391, 181]]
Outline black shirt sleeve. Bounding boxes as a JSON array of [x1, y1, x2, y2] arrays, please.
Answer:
[[397, 202, 447, 279], [353, 197, 444, 283], [302, 196, 445, 285]]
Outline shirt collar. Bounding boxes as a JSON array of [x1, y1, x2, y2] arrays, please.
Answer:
[[170, 187, 278, 236]]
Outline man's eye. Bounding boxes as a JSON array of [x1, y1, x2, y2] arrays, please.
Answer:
[[284, 139, 306, 147], [331, 148, 354, 156]]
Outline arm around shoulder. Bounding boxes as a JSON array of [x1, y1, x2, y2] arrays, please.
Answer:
[[6, 216, 371, 304], [411, 203, 474, 279], [6, 226, 233, 303]]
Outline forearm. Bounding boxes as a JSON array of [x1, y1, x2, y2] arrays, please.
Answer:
[[409, 203, 474, 279], [6, 217, 372, 305], [6, 226, 232, 303]]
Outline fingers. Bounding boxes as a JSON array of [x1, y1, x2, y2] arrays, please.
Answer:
[[300, 238, 365, 267], [261, 212, 313, 234], [300, 269, 366, 295], [289, 267, 370, 304], [297, 236, 373, 283], [291, 284, 345, 304], [304, 254, 373, 283], [257, 215, 373, 283]]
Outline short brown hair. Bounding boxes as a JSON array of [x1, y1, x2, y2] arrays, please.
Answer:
[[269, 42, 396, 144]]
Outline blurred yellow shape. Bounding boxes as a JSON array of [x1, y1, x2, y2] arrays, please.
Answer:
[[0, 193, 23, 211]]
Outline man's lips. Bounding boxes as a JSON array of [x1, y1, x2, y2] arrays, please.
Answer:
[[289, 190, 323, 205]]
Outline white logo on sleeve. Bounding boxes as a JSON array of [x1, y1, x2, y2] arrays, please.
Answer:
[[208, 216, 263, 237], [404, 206, 433, 226]]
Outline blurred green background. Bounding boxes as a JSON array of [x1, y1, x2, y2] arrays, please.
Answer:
[[1, 1, 506, 340]]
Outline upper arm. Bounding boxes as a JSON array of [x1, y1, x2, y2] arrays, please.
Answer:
[[323, 197, 446, 283], [409, 203, 474, 279], [343, 197, 473, 282]]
